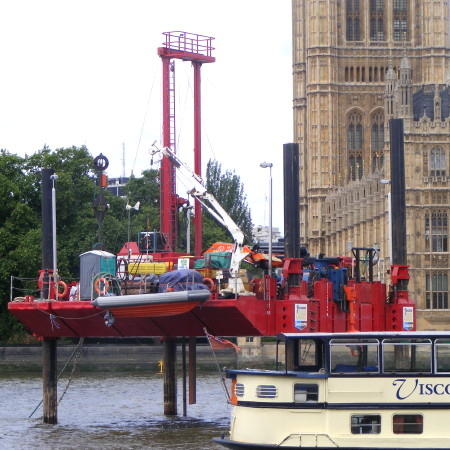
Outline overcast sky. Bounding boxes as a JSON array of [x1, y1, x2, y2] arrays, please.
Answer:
[[0, 1, 292, 233]]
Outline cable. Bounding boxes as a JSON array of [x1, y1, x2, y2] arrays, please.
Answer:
[[132, 63, 158, 175], [29, 337, 85, 419]]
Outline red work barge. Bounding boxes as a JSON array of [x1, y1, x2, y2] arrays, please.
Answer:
[[7, 33, 416, 423], [8, 256, 415, 340]]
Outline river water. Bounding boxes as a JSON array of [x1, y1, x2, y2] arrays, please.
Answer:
[[0, 373, 231, 449]]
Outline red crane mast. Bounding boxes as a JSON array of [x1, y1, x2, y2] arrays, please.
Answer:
[[157, 32, 215, 255]]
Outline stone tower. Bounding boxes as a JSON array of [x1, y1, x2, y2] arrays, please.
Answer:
[[293, 0, 450, 329]]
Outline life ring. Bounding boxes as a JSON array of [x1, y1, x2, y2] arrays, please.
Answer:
[[57, 280, 68, 300], [94, 277, 110, 294], [203, 277, 215, 291]]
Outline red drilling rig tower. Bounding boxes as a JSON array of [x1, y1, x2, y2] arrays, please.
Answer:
[[157, 32, 215, 256]]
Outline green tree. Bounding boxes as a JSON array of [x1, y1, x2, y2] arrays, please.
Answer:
[[0, 146, 134, 342], [26, 146, 101, 276], [122, 169, 161, 240], [0, 150, 40, 342], [0, 146, 101, 342], [202, 159, 253, 249]]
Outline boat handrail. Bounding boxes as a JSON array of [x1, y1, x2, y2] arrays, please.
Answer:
[[278, 433, 338, 448]]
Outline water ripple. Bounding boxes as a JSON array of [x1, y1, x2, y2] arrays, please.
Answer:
[[0, 373, 230, 449]]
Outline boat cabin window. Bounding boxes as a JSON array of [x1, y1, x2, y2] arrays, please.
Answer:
[[256, 385, 278, 398], [294, 384, 318, 403], [382, 339, 432, 373], [393, 414, 423, 434], [351, 415, 381, 434], [330, 339, 379, 373], [235, 383, 244, 397], [435, 339, 450, 373], [286, 338, 324, 372]]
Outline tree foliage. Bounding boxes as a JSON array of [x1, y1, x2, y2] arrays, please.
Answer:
[[123, 169, 161, 236], [203, 159, 253, 249], [0, 146, 124, 342]]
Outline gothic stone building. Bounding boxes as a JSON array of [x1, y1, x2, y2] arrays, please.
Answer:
[[293, 0, 450, 330]]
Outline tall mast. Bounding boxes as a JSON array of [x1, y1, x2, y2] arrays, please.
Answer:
[[157, 31, 215, 254]]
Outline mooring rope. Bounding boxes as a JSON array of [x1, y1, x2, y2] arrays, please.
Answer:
[[57, 337, 84, 406], [28, 300, 105, 321], [29, 337, 85, 419]]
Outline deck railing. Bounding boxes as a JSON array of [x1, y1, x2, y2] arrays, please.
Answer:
[[161, 31, 215, 58]]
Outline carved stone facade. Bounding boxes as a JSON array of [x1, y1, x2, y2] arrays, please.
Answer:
[[293, 0, 450, 330]]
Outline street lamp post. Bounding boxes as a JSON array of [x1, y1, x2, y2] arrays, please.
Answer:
[[260, 162, 273, 277], [126, 201, 140, 258]]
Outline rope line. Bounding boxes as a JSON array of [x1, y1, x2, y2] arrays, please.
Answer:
[[57, 337, 85, 406], [29, 337, 85, 419], [133, 63, 158, 174], [27, 301, 104, 321]]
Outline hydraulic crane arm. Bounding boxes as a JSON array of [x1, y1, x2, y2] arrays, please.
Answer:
[[155, 145, 250, 278]]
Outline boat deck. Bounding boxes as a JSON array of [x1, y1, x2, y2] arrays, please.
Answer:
[[8, 296, 269, 338]]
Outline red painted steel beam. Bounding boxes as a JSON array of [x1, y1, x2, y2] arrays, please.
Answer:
[[193, 61, 203, 257], [160, 56, 173, 248], [157, 32, 215, 255], [157, 47, 215, 64]]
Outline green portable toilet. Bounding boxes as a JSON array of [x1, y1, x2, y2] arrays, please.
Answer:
[[80, 250, 116, 300]]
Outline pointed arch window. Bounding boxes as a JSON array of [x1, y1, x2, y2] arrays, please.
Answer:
[[430, 147, 446, 177], [346, 0, 361, 41], [371, 113, 384, 172], [393, 0, 408, 41], [370, 0, 385, 41], [348, 112, 363, 181]]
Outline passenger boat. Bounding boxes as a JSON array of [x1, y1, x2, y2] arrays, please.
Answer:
[[214, 331, 450, 449]]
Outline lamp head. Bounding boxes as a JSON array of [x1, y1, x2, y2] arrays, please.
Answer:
[[126, 201, 140, 211], [260, 162, 273, 169]]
